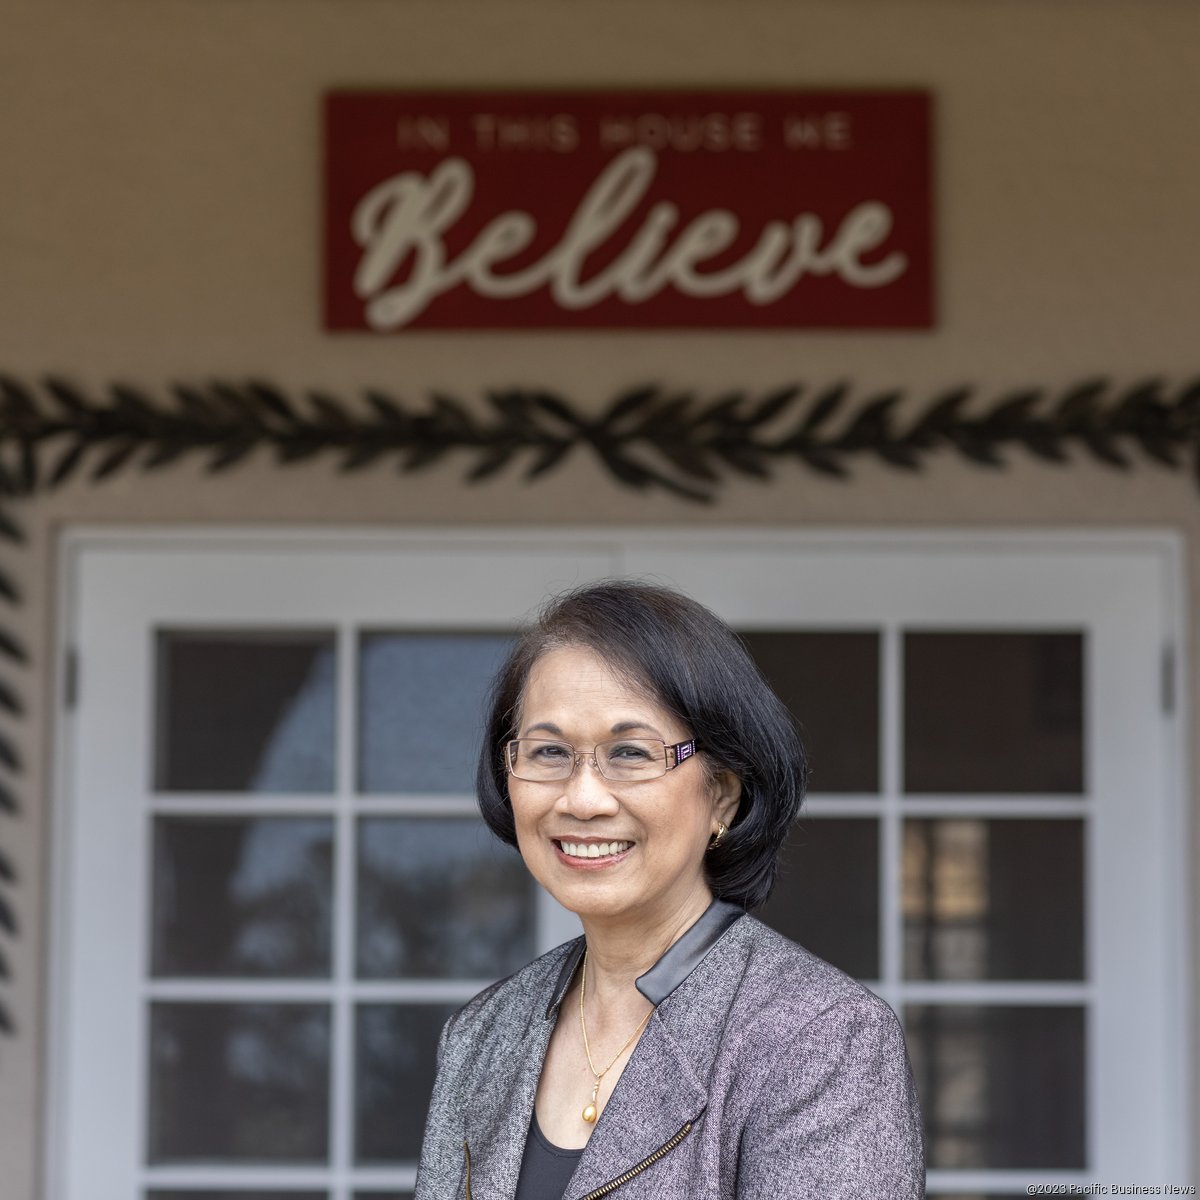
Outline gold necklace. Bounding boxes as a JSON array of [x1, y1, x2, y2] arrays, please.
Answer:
[[578, 949, 653, 1125]]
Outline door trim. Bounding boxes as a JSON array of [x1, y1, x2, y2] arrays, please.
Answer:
[[44, 524, 1193, 1193]]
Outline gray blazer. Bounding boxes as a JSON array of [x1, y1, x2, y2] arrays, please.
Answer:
[[415, 901, 925, 1200]]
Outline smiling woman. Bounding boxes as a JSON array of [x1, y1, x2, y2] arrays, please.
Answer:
[[414, 580, 925, 1200], [507, 643, 740, 945]]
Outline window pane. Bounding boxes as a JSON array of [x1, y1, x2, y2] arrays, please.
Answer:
[[155, 632, 336, 792], [758, 818, 878, 979], [357, 817, 535, 979], [149, 1194, 327, 1199], [739, 631, 879, 793], [905, 1005, 1086, 1169], [904, 819, 1084, 981], [358, 632, 513, 793], [148, 1003, 330, 1163], [153, 817, 334, 978], [904, 632, 1084, 793], [355, 1003, 457, 1163]]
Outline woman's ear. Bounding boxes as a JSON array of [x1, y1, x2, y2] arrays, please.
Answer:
[[711, 770, 742, 828]]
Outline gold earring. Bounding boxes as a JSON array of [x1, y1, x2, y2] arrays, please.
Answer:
[[708, 821, 727, 850]]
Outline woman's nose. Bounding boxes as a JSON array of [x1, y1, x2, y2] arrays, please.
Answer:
[[556, 755, 619, 816]]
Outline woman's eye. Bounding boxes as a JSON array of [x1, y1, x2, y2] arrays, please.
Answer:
[[531, 743, 570, 761], [607, 742, 655, 762]]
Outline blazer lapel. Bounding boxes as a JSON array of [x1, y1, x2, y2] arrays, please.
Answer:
[[566, 908, 750, 1198], [452, 909, 747, 1200], [460, 1006, 557, 1200], [565, 1014, 708, 1200]]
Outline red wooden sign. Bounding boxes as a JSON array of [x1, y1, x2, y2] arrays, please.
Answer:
[[324, 91, 934, 331]]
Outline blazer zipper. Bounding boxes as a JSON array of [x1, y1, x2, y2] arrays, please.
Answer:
[[462, 1120, 693, 1200], [576, 1121, 694, 1200]]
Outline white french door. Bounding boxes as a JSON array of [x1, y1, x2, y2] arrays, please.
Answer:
[[48, 529, 1189, 1199]]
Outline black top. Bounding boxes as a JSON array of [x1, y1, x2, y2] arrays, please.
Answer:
[[513, 1111, 585, 1200]]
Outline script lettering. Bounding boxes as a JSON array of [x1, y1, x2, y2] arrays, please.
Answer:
[[351, 147, 908, 328]]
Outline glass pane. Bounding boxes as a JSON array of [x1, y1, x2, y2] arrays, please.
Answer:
[[357, 817, 535, 979], [355, 1003, 457, 1163], [149, 1194, 327, 1199], [739, 631, 879, 793], [905, 1005, 1085, 1169], [904, 819, 1084, 981], [148, 1003, 330, 1163], [358, 631, 513, 793], [153, 817, 334, 978], [904, 632, 1084, 793], [758, 818, 878, 979], [155, 631, 336, 792]]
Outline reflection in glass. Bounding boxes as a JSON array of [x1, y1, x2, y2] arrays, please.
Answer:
[[355, 1003, 457, 1163], [357, 817, 535, 979], [739, 631, 879, 793], [905, 1004, 1085, 1169], [148, 1003, 330, 1162], [904, 632, 1084, 793], [149, 1194, 326, 1199], [153, 817, 334, 978], [358, 632, 514, 793], [155, 631, 336, 792], [904, 819, 1084, 981], [758, 818, 879, 979]]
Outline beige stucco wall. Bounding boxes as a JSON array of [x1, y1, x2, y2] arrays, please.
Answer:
[[3, 1, 1199, 1194]]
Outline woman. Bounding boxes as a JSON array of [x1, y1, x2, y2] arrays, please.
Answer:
[[415, 581, 924, 1199]]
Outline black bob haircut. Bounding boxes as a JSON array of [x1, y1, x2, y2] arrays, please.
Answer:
[[475, 579, 807, 910]]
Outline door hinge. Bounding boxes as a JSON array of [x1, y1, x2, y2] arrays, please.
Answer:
[[1161, 643, 1176, 715], [64, 646, 78, 711]]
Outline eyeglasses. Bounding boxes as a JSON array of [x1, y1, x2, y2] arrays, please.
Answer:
[[505, 737, 700, 783]]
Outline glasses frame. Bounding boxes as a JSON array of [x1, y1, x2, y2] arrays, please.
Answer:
[[504, 736, 700, 783]]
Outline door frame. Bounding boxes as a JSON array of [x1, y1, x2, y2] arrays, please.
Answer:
[[43, 524, 1194, 1194]]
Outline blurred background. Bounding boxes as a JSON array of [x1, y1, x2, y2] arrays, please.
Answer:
[[1, 2, 1197, 1198]]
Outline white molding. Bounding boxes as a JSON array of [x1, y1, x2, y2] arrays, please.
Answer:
[[143, 978, 498, 1003], [44, 525, 1193, 1193], [927, 1170, 1105, 1192], [878, 622, 902, 1015], [43, 519, 83, 1200], [57, 523, 1187, 552], [331, 622, 358, 1189], [897, 982, 1094, 1005], [1159, 534, 1194, 1181]]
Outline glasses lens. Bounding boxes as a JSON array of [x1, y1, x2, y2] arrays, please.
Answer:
[[508, 739, 575, 781], [595, 739, 668, 781]]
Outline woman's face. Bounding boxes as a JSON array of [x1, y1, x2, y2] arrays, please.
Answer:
[[506, 644, 741, 929]]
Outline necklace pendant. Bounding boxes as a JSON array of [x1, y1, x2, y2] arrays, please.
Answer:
[[582, 1080, 600, 1124]]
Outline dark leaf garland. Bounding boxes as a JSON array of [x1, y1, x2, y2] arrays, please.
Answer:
[[0, 369, 1198, 1039], [0, 374, 1196, 506]]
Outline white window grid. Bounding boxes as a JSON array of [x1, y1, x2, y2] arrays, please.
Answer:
[[48, 528, 1188, 1198], [141, 620, 1094, 1198], [139, 622, 569, 1199]]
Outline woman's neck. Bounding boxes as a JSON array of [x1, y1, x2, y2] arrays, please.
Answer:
[[577, 886, 714, 1006]]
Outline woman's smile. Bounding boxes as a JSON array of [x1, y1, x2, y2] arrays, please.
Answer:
[[551, 837, 635, 867]]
